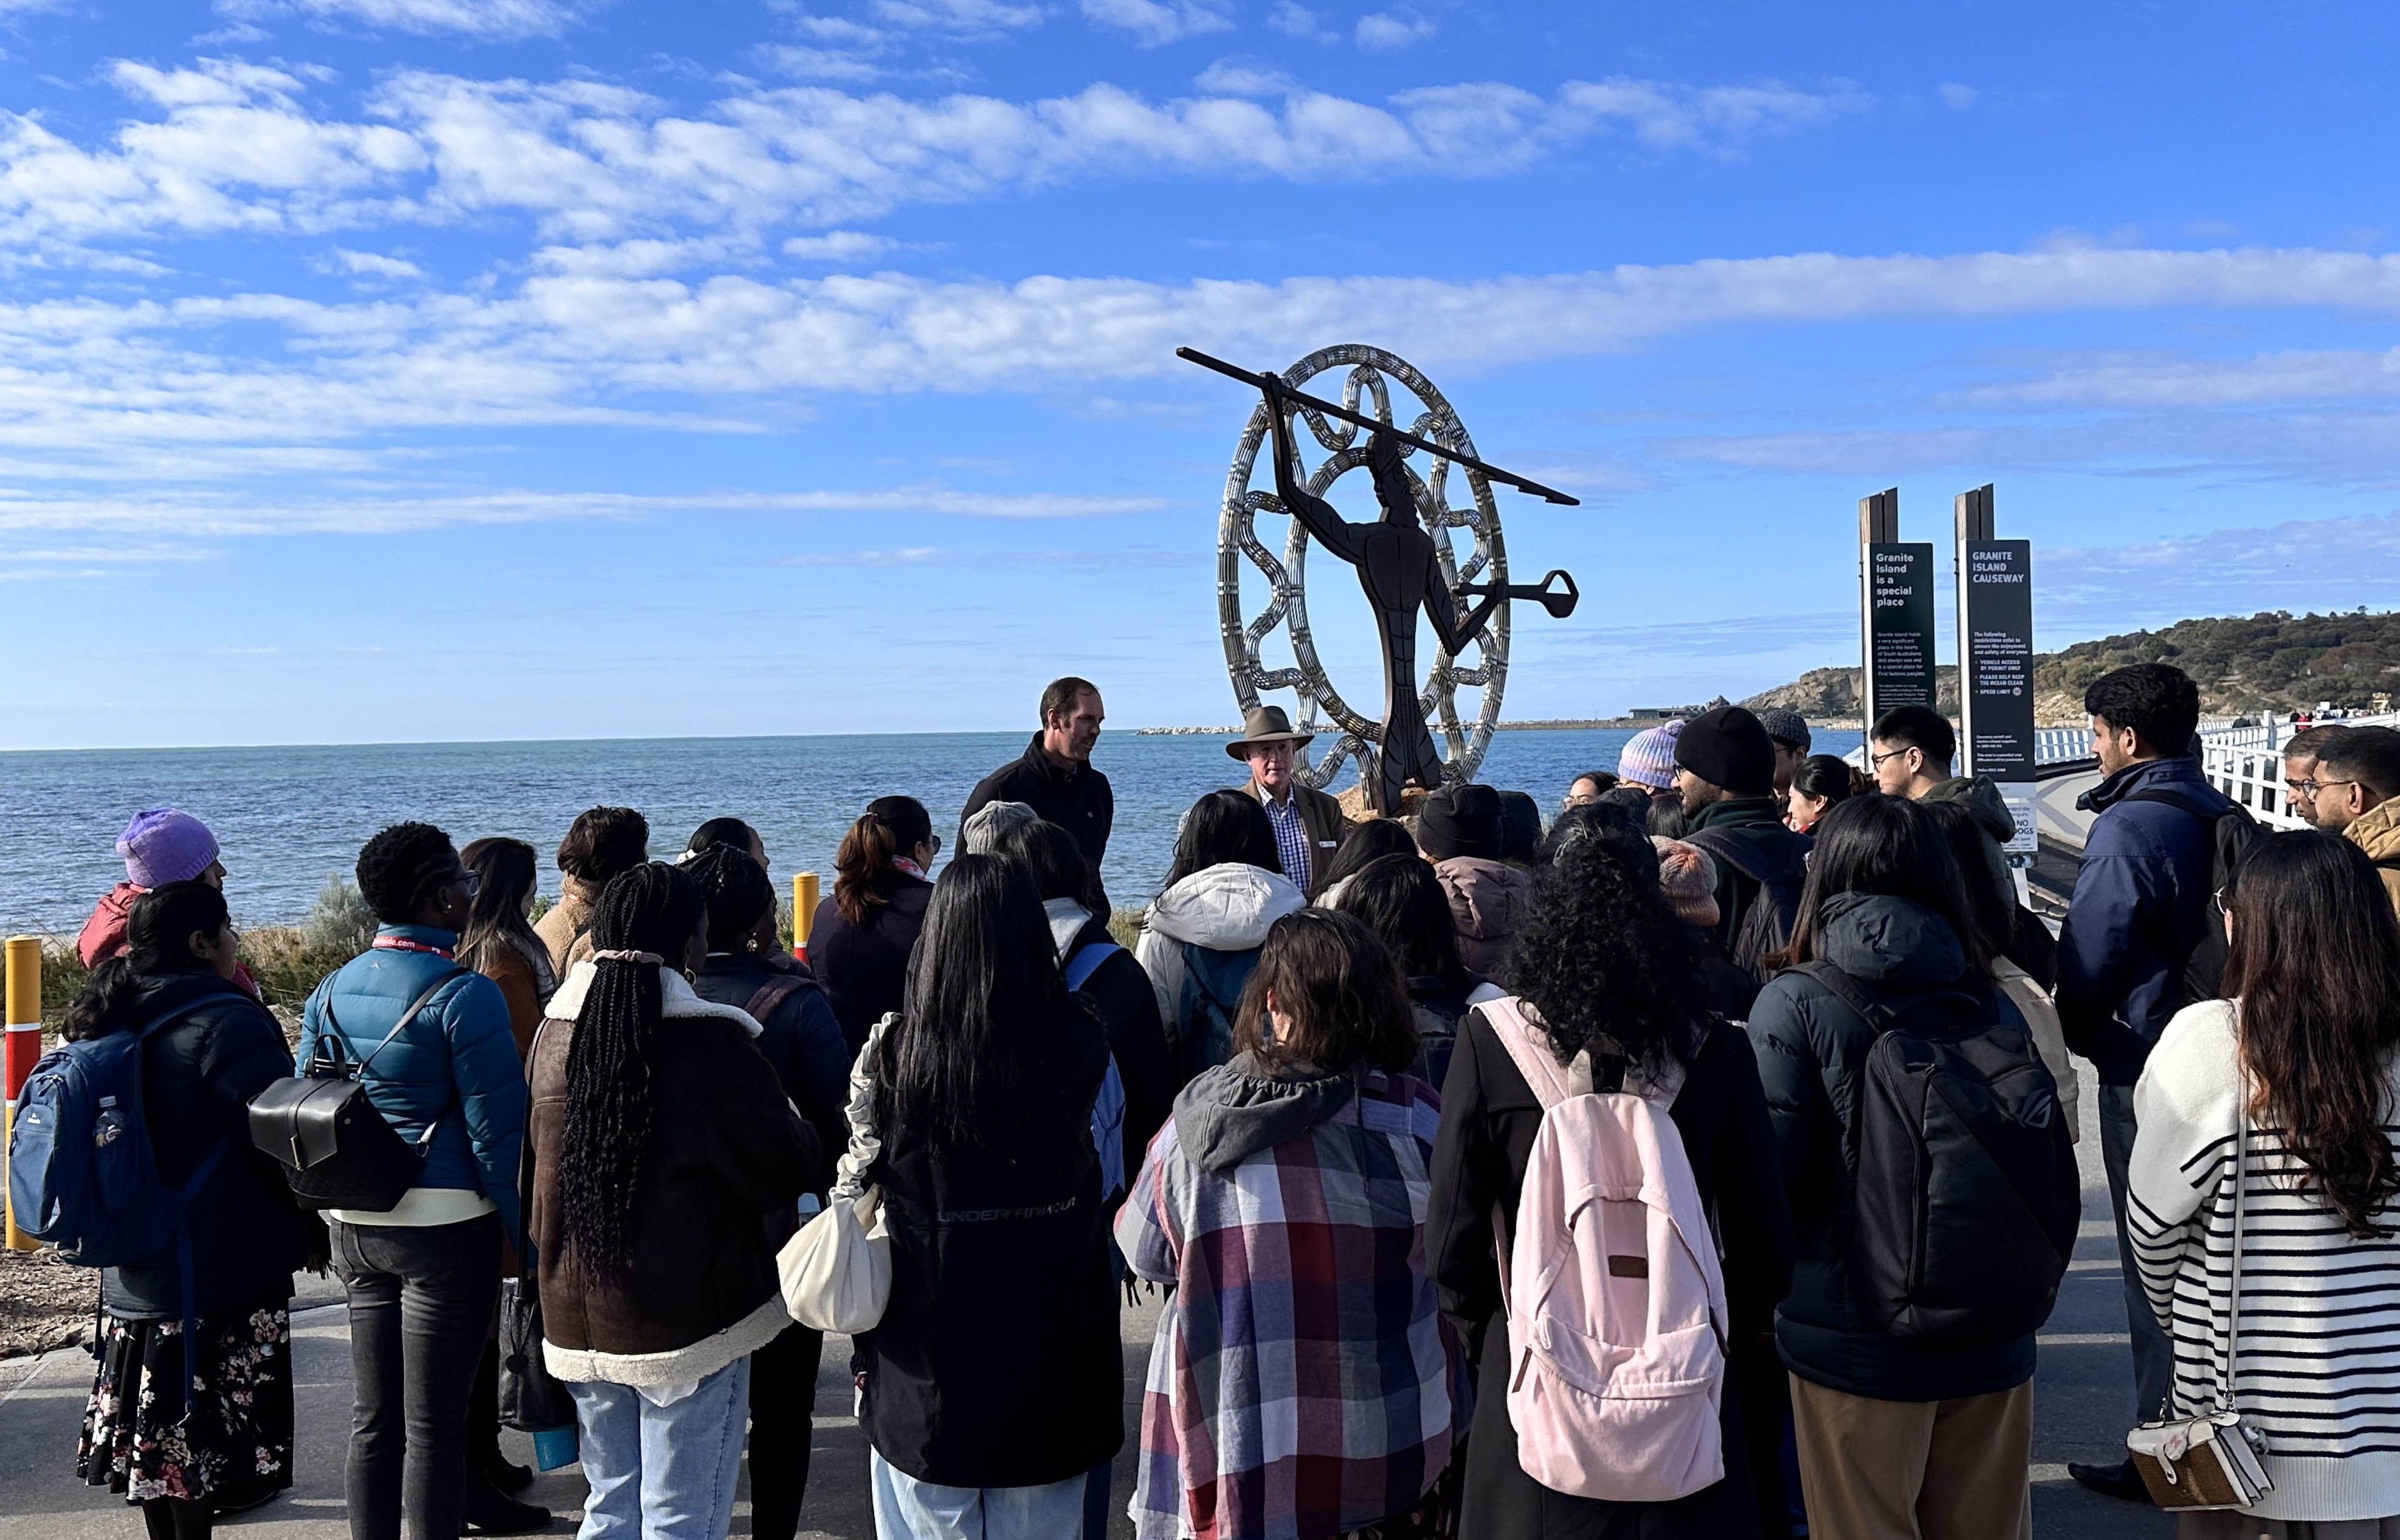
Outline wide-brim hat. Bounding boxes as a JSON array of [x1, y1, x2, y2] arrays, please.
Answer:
[[1227, 704, 1314, 760]]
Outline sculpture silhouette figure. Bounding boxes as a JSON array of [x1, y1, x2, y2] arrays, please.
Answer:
[[1264, 374, 1505, 814]]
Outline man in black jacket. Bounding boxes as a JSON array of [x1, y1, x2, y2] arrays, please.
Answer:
[[1674, 705, 1811, 968], [961, 676, 1114, 906]]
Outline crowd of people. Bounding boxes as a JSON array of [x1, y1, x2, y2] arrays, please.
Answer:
[[33, 666, 2400, 1540]]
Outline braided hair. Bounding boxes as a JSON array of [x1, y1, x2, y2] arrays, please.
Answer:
[[557, 862, 704, 1284], [688, 844, 775, 953]]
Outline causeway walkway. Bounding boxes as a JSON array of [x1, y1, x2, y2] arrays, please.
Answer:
[[0, 1087, 2168, 1539]]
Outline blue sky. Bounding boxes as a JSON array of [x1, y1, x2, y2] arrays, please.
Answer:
[[2, 0, 2399, 749]]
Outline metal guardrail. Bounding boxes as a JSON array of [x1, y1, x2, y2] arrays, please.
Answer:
[[2198, 713, 2399, 830]]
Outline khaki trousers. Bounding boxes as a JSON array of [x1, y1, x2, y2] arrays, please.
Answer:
[[1789, 1373, 2035, 1540]]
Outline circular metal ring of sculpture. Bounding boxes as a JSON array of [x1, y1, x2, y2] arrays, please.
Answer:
[[1215, 344, 1509, 793]]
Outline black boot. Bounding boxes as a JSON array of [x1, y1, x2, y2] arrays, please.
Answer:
[[2067, 1459, 2156, 1504], [463, 1479, 552, 1535]]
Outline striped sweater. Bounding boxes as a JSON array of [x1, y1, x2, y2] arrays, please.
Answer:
[[2128, 999, 2400, 1522]]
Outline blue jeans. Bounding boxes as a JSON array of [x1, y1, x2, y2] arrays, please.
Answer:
[[570, 1358, 751, 1540], [868, 1449, 1086, 1539]]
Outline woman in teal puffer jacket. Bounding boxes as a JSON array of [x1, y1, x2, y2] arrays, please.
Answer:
[[295, 822, 529, 1540]]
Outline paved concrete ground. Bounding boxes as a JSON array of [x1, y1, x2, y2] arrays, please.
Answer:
[[1, 1088, 2167, 1538]]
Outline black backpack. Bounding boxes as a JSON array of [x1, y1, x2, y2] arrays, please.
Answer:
[[2120, 788, 2266, 1007], [247, 969, 469, 1212], [1798, 960, 2080, 1346], [1686, 825, 1810, 978]]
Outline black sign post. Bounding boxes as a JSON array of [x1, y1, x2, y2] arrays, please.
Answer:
[[1956, 484, 2036, 878], [1859, 489, 1936, 736]]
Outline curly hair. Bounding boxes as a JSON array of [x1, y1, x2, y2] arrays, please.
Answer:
[[557, 862, 705, 1284], [688, 843, 775, 953], [355, 821, 460, 924], [1509, 820, 1708, 1074]]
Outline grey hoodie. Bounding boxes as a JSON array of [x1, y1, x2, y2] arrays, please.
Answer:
[[1170, 1052, 1355, 1173]]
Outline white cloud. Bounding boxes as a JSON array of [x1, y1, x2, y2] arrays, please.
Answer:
[[1975, 346, 2400, 408], [2041, 513, 2400, 626], [1081, 0, 1233, 46], [781, 229, 895, 260], [217, 0, 589, 40], [0, 483, 1173, 538], [326, 246, 426, 278], [755, 44, 884, 81], [1355, 12, 1433, 49], [1939, 81, 1979, 109], [0, 67, 1869, 258], [1193, 60, 1300, 97], [1264, 0, 1336, 41], [865, 0, 1042, 30]]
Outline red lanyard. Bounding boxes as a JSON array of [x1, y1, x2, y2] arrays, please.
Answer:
[[372, 936, 455, 960]]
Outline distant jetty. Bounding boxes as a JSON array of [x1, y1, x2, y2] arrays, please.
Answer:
[[1134, 718, 1732, 735]]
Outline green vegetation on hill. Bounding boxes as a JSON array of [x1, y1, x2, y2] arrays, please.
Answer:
[[1746, 610, 2400, 727]]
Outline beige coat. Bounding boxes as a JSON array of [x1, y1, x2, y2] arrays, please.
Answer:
[[2344, 798, 2400, 931], [1993, 957, 2079, 1144]]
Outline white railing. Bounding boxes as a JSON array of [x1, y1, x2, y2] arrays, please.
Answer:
[[2198, 714, 2400, 830], [2035, 727, 2093, 764]]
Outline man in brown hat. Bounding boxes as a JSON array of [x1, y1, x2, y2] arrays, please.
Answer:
[[1230, 704, 1350, 898]]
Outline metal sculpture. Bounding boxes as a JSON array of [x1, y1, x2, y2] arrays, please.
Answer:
[[1184, 345, 1579, 813]]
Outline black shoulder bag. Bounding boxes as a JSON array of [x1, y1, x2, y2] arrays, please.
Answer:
[[498, 1022, 574, 1431], [247, 968, 469, 1212]]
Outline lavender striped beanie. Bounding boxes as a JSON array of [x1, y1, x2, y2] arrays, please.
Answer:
[[1617, 721, 1685, 790]]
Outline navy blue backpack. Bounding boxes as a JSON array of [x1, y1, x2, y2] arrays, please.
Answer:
[[1178, 943, 1262, 1079], [7, 1000, 238, 1380]]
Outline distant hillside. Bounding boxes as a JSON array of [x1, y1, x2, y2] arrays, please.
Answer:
[[1744, 610, 2400, 726]]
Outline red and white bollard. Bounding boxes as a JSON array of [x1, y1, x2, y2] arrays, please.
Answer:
[[4, 935, 40, 1251]]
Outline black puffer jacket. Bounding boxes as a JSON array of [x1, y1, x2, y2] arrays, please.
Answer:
[[1747, 892, 2038, 1400], [98, 971, 310, 1319]]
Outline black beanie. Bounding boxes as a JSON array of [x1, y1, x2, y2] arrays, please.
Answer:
[[1674, 706, 1776, 796], [1417, 783, 1503, 861]]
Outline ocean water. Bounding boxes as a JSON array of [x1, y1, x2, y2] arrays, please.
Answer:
[[0, 726, 1861, 935]]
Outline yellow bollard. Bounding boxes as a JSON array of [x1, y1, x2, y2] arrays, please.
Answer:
[[5, 935, 41, 1251], [792, 872, 820, 960]]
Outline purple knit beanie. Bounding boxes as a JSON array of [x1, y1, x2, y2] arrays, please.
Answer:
[[117, 808, 220, 889], [1617, 721, 1685, 790]]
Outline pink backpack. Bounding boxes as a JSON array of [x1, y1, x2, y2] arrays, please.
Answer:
[[1480, 997, 1730, 1502]]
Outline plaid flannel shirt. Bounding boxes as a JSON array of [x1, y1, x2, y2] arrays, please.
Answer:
[[1115, 1067, 1461, 1540]]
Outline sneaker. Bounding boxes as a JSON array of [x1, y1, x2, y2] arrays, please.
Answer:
[[2067, 1459, 2156, 1504], [463, 1482, 553, 1535]]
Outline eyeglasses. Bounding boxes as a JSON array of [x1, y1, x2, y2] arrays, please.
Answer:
[[1868, 747, 1915, 769], [2284, 777, 2322, 796], [926, 833, 943, 859], [448, 868, 481, 898], [2317, 777, 2361, 796]]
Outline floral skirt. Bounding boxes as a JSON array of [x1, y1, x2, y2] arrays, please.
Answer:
[[77, 1299, 294, 1505]]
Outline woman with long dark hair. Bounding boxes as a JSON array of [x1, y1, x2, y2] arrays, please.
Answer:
[[1135, 789, 1304, 1079], [1122, 908, 1461, 1539], [1426, 822, 1793, 1538], [527, 863, 819, 1539], [71, 882, 308, 1540], [858, 854, 1121, 1538], [455, 834, 556, 1509], [2130, 833, 2400, 1537], [1313, 816, 1421, 909], [457, 837, 554, 1060], [807, 796, 938, 1051], [1746, 795, 2058, 1539], [1333, 851, 1497, 1088]]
